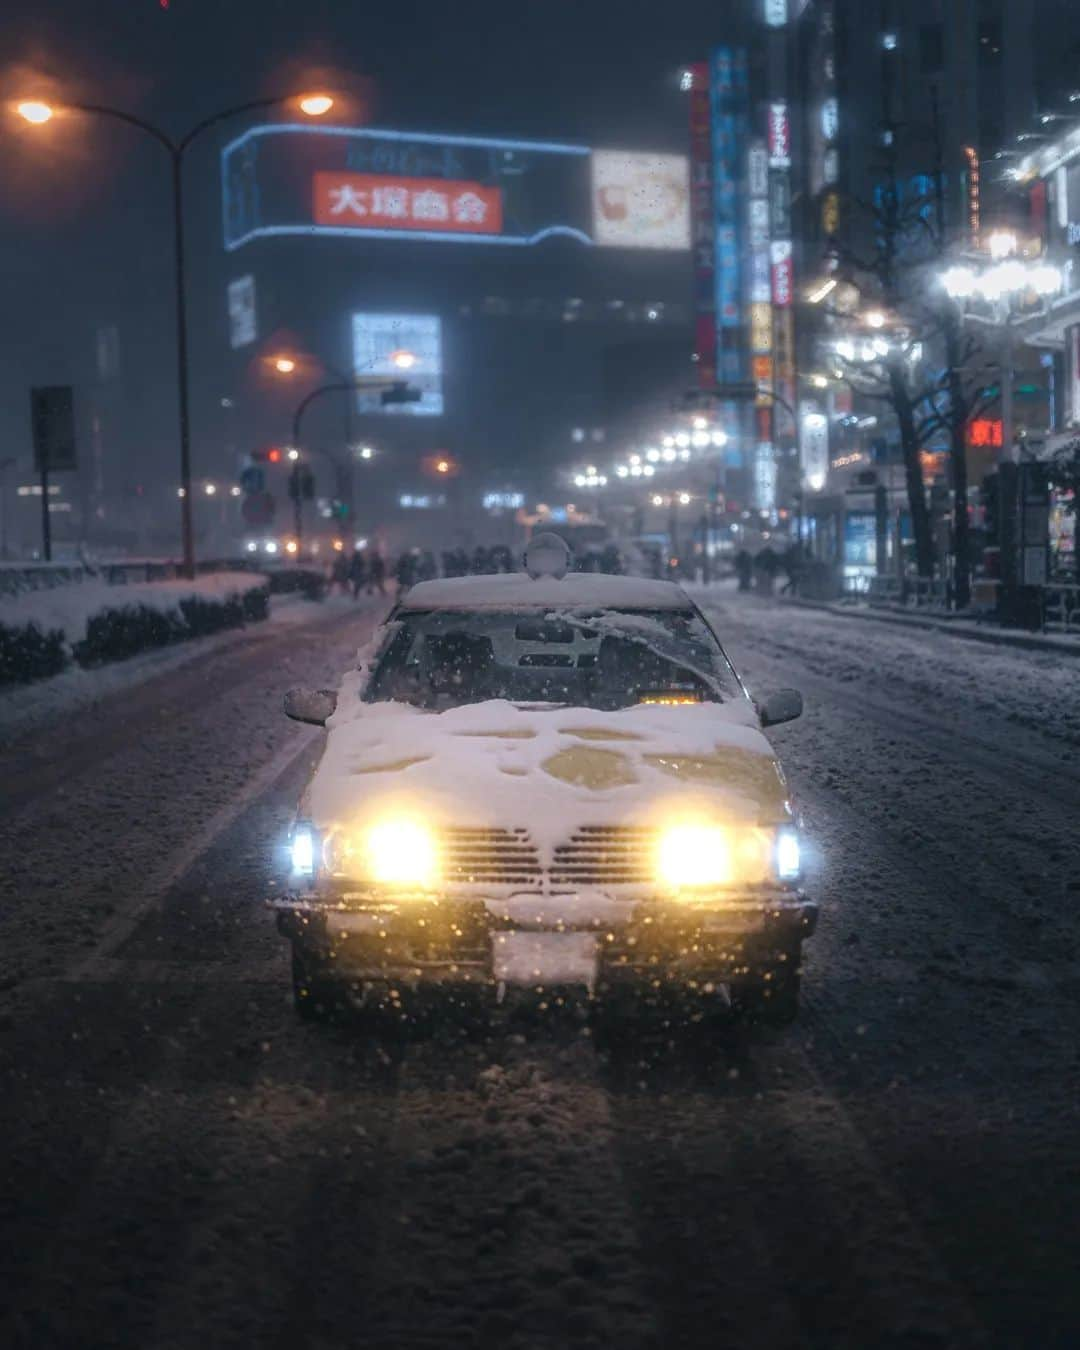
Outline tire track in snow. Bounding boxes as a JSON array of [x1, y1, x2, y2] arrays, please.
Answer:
[[356, 1034, 661, 1349]]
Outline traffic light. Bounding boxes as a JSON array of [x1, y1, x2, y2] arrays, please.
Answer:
[[250, 447, 283, 464], [381, 381, 422, 406]]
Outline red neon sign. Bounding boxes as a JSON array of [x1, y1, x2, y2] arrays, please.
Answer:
[[313, 172, 503, 235], [968, 418, 1003, 447]]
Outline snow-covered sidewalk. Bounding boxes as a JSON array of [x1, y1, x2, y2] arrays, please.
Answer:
[[687, 580, 1080, 658]]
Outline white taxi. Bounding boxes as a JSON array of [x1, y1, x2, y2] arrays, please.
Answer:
[[271, 535, 815, 1028]]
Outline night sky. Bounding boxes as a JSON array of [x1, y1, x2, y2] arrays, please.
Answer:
[[0, 0, 736, 525]]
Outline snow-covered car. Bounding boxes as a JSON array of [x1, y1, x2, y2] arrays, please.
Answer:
[[271, 536, 816, 1028]]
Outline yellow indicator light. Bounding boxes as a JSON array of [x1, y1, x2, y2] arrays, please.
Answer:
[[638, 692, 701, 706]]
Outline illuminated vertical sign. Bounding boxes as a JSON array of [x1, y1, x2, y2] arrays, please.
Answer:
[[964, 145, 981, 246], [763, 0, 788, 25], [767, 103, 791, 167], [227, 275, 256, 349], [800, 407, 830, 491], [712, 45, 750, 464], [688, 62, 716, 387], [770, 240, 794, 306]]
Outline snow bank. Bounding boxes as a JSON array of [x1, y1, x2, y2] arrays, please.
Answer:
[[0, 571, 264, 635], [0, 571, 269, 684]]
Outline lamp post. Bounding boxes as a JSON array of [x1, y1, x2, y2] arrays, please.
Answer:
[[939, 242, 1062, 464], [16, 93, 335, 576]]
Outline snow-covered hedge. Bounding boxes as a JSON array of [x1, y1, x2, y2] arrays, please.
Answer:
[[0, 572, 269, 685]]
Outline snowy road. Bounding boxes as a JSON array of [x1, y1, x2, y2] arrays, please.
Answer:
[[2, 591, 1079, 1349]]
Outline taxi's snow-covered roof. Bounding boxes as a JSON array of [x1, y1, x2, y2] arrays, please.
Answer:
[[397, 572, 693, 612]]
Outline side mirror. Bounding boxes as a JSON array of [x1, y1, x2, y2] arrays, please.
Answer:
[[283, 686, 338, 726], [760, 688, 803, 728]]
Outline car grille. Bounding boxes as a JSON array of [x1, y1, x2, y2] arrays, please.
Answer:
[[550, 825, 654, 888], [442, 828, 543, 888]]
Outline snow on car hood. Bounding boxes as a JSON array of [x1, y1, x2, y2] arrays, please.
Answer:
[[307, 691, 791, 846]]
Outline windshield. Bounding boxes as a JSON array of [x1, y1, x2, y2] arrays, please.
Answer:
[[365, 608, 742, 711]]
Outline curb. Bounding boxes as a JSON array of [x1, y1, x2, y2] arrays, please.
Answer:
[[778, 596, 1080, 657]]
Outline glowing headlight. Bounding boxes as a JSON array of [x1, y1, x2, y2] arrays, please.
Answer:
[[656, 825, 732, 889], [364, 818, 438, 887], [290, 824, 316, 875], [776, 826, 801, 881]]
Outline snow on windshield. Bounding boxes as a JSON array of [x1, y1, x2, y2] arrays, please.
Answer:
[[361, 608, 740, 711]]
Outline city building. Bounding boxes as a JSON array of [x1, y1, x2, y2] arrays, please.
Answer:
[[208, 122, 695, 551]]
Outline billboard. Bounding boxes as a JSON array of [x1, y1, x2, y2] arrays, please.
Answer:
[[227, 275, 256, 349], [590, 152, 691, 250], [222, 125, 689, 252], [352, 314, 443, 417]]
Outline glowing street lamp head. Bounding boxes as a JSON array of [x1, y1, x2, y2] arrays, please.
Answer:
[[390, 349, 417, 370], [273, 356, 297, 374], [298, 94, 334, 117], [17, 101, 54, 125], [436, 459, 451, 474]]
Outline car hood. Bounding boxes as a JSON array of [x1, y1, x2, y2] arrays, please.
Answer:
[[305, 693, 792, 845]]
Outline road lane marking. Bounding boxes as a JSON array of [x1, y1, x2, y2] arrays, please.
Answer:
[[72, 726, 321, 982]]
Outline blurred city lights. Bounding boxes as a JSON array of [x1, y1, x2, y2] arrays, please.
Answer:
[[204, 482, 217, 495], [287, 448, 300, 461], [298, 94, 334, 117], [16, 101, 54, 125], [390, 349, 417, 370]]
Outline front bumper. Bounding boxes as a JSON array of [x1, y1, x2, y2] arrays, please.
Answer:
[[270, 888, 818, 989]]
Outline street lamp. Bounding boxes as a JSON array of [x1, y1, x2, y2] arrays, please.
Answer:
[[940, 246, 1062, 462], [15, 90, 335, 575]]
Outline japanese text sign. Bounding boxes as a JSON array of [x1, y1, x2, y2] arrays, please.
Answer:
[[314, 172, 503, 235]]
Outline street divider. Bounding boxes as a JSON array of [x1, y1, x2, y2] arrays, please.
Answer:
[[0, 572, 269, 685]]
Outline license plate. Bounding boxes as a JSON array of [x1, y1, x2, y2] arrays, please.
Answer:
[[492, 932, 598, 990]]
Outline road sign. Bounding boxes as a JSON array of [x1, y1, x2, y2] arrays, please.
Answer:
[[239, 465, 265, 494], [30, 386, 77, 472], [242, 491, 276, 528]]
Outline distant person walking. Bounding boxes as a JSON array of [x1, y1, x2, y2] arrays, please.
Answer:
[[735, 548, 753, 592], [781, 541, 804, 597], [330, 550, 351, 596], [347, 548, 367, 599], [755, 545, 780, 596], [366, 549, 386, 596]]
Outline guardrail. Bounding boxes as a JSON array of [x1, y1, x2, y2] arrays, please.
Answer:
[[0, 558, 266, 597], [866, 575, 949, 609], [1043, 583, 1080, 634], [0, 562, 89, 598]]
